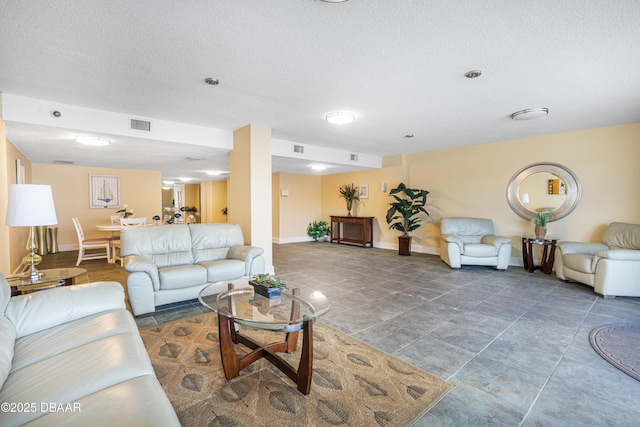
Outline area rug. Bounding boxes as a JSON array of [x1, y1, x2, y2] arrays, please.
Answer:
[[589, 322, 640, 382], [140, 313, 454, 426]]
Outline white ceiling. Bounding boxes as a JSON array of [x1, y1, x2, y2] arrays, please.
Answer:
[[1, 0, 639, 183]]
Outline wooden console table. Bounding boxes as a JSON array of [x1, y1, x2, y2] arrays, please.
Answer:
[[330, 216, 373, 248]]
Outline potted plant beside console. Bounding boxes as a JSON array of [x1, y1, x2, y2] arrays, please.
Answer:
[[385, 183, 430, 256], [307, 220, 331, 241]]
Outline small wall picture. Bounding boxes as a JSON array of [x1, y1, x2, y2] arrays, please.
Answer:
[[90, 175, 120, 208], [358, 184, 369, 199]]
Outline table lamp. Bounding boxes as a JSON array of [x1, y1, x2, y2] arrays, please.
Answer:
[[5, 184, 58, 282]]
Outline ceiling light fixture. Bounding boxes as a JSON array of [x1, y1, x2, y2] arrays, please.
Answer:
[[75, 136, 111, 146], [163, 180, 174, 185], [310, 164, 328, 171], [511, 107, 549, 120], [205, 77, 219, 86], [325, 111, 355, 125], [319, 0, 349, 3], [206, 170, 226, 176], [465, 70, 482, 78], [178, 177, 193, 182]]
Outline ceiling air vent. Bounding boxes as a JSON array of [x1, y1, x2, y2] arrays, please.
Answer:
[[350, 154, 358, 161], [130, 118, 151, 131], [293, 145, 304, 154], [53, 160, 74, 165]]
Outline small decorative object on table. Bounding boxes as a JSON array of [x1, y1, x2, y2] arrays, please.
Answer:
[[532, 211, 549, 240], [338, 183, 360, 216], [116, 204, 134, 218], [307, 220, 331, 241], [249, 274, 288, 298]]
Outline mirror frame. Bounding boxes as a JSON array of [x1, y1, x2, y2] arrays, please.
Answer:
[[507, 162, 582, 222]]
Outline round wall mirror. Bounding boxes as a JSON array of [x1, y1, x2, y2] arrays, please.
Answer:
[[507, 162, 582, 222]]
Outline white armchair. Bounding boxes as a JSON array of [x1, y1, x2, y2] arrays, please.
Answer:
[[555, 222, 640, 297], [440, 217, 512, 270]]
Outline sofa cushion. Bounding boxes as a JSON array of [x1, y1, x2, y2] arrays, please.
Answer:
[[0, 317, 16, 390], [158, 265, 207, 290], [463, 243, 498, 257], [190, 223, 245, 263], [603, 222, 640, 250], [0, 332, 154, 427], [562, 253, 596, 274], [200, 259, 246, 282], [11, 309, 136, 373], [121, 225, 194, 268]]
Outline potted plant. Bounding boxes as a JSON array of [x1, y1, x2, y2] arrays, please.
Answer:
[[115, 205, 134, 218], [307, 220, 331, 241], [532, 211, 549, 240], [338, 183, 360, 216], [249, 274, 288, 298], [385, 183, 430, 256]]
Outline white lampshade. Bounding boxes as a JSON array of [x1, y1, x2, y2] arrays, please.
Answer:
[[5, 184, 58, 226], [521, 193, 530, 204]]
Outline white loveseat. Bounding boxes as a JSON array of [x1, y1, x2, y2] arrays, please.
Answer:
[[440, 217, 512, 270], [122, 223, 265, 316], [0, 275, 179, 427], [555, 222, 640, 297]]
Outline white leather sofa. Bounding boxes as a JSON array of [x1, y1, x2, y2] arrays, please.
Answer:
[[122, 223, 265, 316], [555, 222, 640, 297], [440, 217, 512, 270], [0, 275, 179, 427]]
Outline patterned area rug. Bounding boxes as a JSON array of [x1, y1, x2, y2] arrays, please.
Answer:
[[589, 323, 640, 382], [140, 313, 454, 426]]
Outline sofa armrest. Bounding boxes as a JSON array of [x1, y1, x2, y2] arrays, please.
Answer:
[[595, 249, 640, 261], [123, 255, 160, 289], [441, 234, 464, 252], [557, 242, 608, 255], [228, 246, 265, 263], [5, 282, 125, 338], [481, 235, 512, 248]]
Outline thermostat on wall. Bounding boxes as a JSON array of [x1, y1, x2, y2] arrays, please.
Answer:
[[281, 189, 289, 197]]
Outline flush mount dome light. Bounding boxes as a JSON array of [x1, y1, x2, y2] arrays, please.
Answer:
[[310, 164, 328, 171], [325, 111, 355, 125], [511, 107, 549, 120], [75, 136, 111, 146]]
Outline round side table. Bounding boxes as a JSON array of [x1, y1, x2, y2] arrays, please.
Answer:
[[522, 237, 557, 274]]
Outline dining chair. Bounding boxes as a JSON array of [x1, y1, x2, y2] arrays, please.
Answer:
[[72, 217, 111, 266], [112, 217, 148, 265], [109, 215, 121, 224]]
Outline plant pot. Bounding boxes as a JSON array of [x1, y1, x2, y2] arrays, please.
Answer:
[[535, 226, 547, 241], [398, 235, 412, 256], [248, 280, 282, 298]]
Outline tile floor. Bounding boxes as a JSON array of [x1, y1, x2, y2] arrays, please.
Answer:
[[39, 243, 640, 426]]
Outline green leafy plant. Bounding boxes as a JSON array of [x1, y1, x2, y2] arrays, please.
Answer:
[[252, 274, 288, 290], [307, 220, 331, 241], [184, 206, 197, 213], [385, 183, 430, 236], [115, 205, 134, 218], [532, 211, 549, 227], [338, 183, 360, 203]]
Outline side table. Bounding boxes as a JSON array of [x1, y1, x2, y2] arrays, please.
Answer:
[[7, 267, 87, 296], [522, 237, 557, 274]]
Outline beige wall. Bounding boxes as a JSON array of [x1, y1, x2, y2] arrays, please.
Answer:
[[184, 184, 199, 211], [32, 164, 161, 249], [273, 172, 322, 242], [402, 123, 640, 260], [200, 180, 228, 223], [2, 134, 34, 275]]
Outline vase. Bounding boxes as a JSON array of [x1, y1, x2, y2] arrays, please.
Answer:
[[346, 200, 353, 217], [535, 226, 547, 241], [398, 235, 412, 256]]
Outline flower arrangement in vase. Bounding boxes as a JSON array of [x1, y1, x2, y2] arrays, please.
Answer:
[[115, 204, 134, 218], [338, 183, 360, 216], [532, 211, 549, 240]]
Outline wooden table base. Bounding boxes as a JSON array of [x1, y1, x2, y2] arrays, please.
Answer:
[[217, 287, 315, 395]]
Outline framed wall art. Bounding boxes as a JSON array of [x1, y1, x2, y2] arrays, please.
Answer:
[[89, 174, 120, 208], [358, 184, 369, 199]]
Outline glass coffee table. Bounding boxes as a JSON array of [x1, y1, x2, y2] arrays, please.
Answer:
[[7, 267, 87, 296], [199, 278, 331, 395]]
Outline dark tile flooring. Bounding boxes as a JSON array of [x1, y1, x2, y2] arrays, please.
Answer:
[[38, 243, 640, 426]]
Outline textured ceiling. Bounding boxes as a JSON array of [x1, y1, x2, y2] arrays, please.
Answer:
[[1, 0, 639, 182]]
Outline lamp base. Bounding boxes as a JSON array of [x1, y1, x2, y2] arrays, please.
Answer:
[[22, 251, 43, 283]]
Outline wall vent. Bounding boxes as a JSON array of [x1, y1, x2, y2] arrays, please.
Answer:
[[53, 160, 74, 165], [130, 118, 151, 131], [350, 154, 358, 161], [293, 145, 304, 154]]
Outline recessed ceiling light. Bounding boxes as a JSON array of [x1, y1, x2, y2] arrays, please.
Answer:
[[163, 180, 174, 185], [465, 70, 482, 78], [405, 134, 414, 138], [310, 164, 328, 171], [319, 0, 349, 3], [75, 136, 111, 146], [205, 77, 219, 85], [511, 107, 549, 120], [325, 111, 355, 125], [178, 177, 193, 182], [206, 170, 227, 176]]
